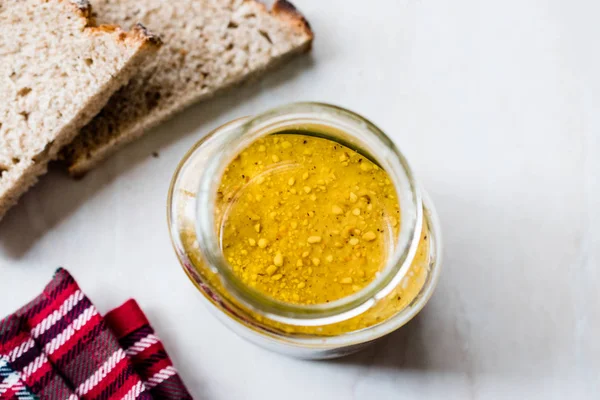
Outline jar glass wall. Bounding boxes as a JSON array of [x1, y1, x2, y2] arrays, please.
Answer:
[[168, 103, 442, 359]]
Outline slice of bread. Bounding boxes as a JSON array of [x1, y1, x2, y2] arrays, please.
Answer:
[[0, 0, 160, 220], [61, 0, 313, 177]]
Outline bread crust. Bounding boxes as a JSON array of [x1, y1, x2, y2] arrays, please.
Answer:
[[61, 0, 163, 49], [272, 0, 314, 44]]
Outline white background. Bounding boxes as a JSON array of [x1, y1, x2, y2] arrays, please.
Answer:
[[1, 0, 599, 398]]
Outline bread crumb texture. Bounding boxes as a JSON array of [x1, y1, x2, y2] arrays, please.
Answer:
[[0, 0, 158, 219], [62, 0, 313, 176]]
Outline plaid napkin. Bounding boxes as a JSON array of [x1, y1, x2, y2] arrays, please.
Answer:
[[0, 314, 76, 399], [0, 269, 192, 400], [105, 301, 192, 400]]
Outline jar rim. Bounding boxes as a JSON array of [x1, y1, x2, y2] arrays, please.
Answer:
[[195, 102, 423, 326]]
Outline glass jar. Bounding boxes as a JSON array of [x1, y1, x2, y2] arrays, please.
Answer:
[[167, 103, 442, 359]]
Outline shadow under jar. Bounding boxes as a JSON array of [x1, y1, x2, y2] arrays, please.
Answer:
[[167, 103, 442, 359]]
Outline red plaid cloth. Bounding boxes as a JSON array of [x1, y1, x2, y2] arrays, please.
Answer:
[[0, 269, 192, 400], [0, 314, 76, 399], [105, 301, 192, 400]]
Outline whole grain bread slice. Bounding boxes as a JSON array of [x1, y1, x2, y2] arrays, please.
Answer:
[[0, 0, 160, 220], [61, 0, 313, 177]]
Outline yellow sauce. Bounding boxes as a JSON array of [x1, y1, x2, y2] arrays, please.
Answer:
[[181, 218, 430, 336], [217, 134, 401, 304], [178, 132, 431, 335]]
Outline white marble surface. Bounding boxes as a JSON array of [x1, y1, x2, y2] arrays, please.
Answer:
[[1, 0, 599, 398]]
